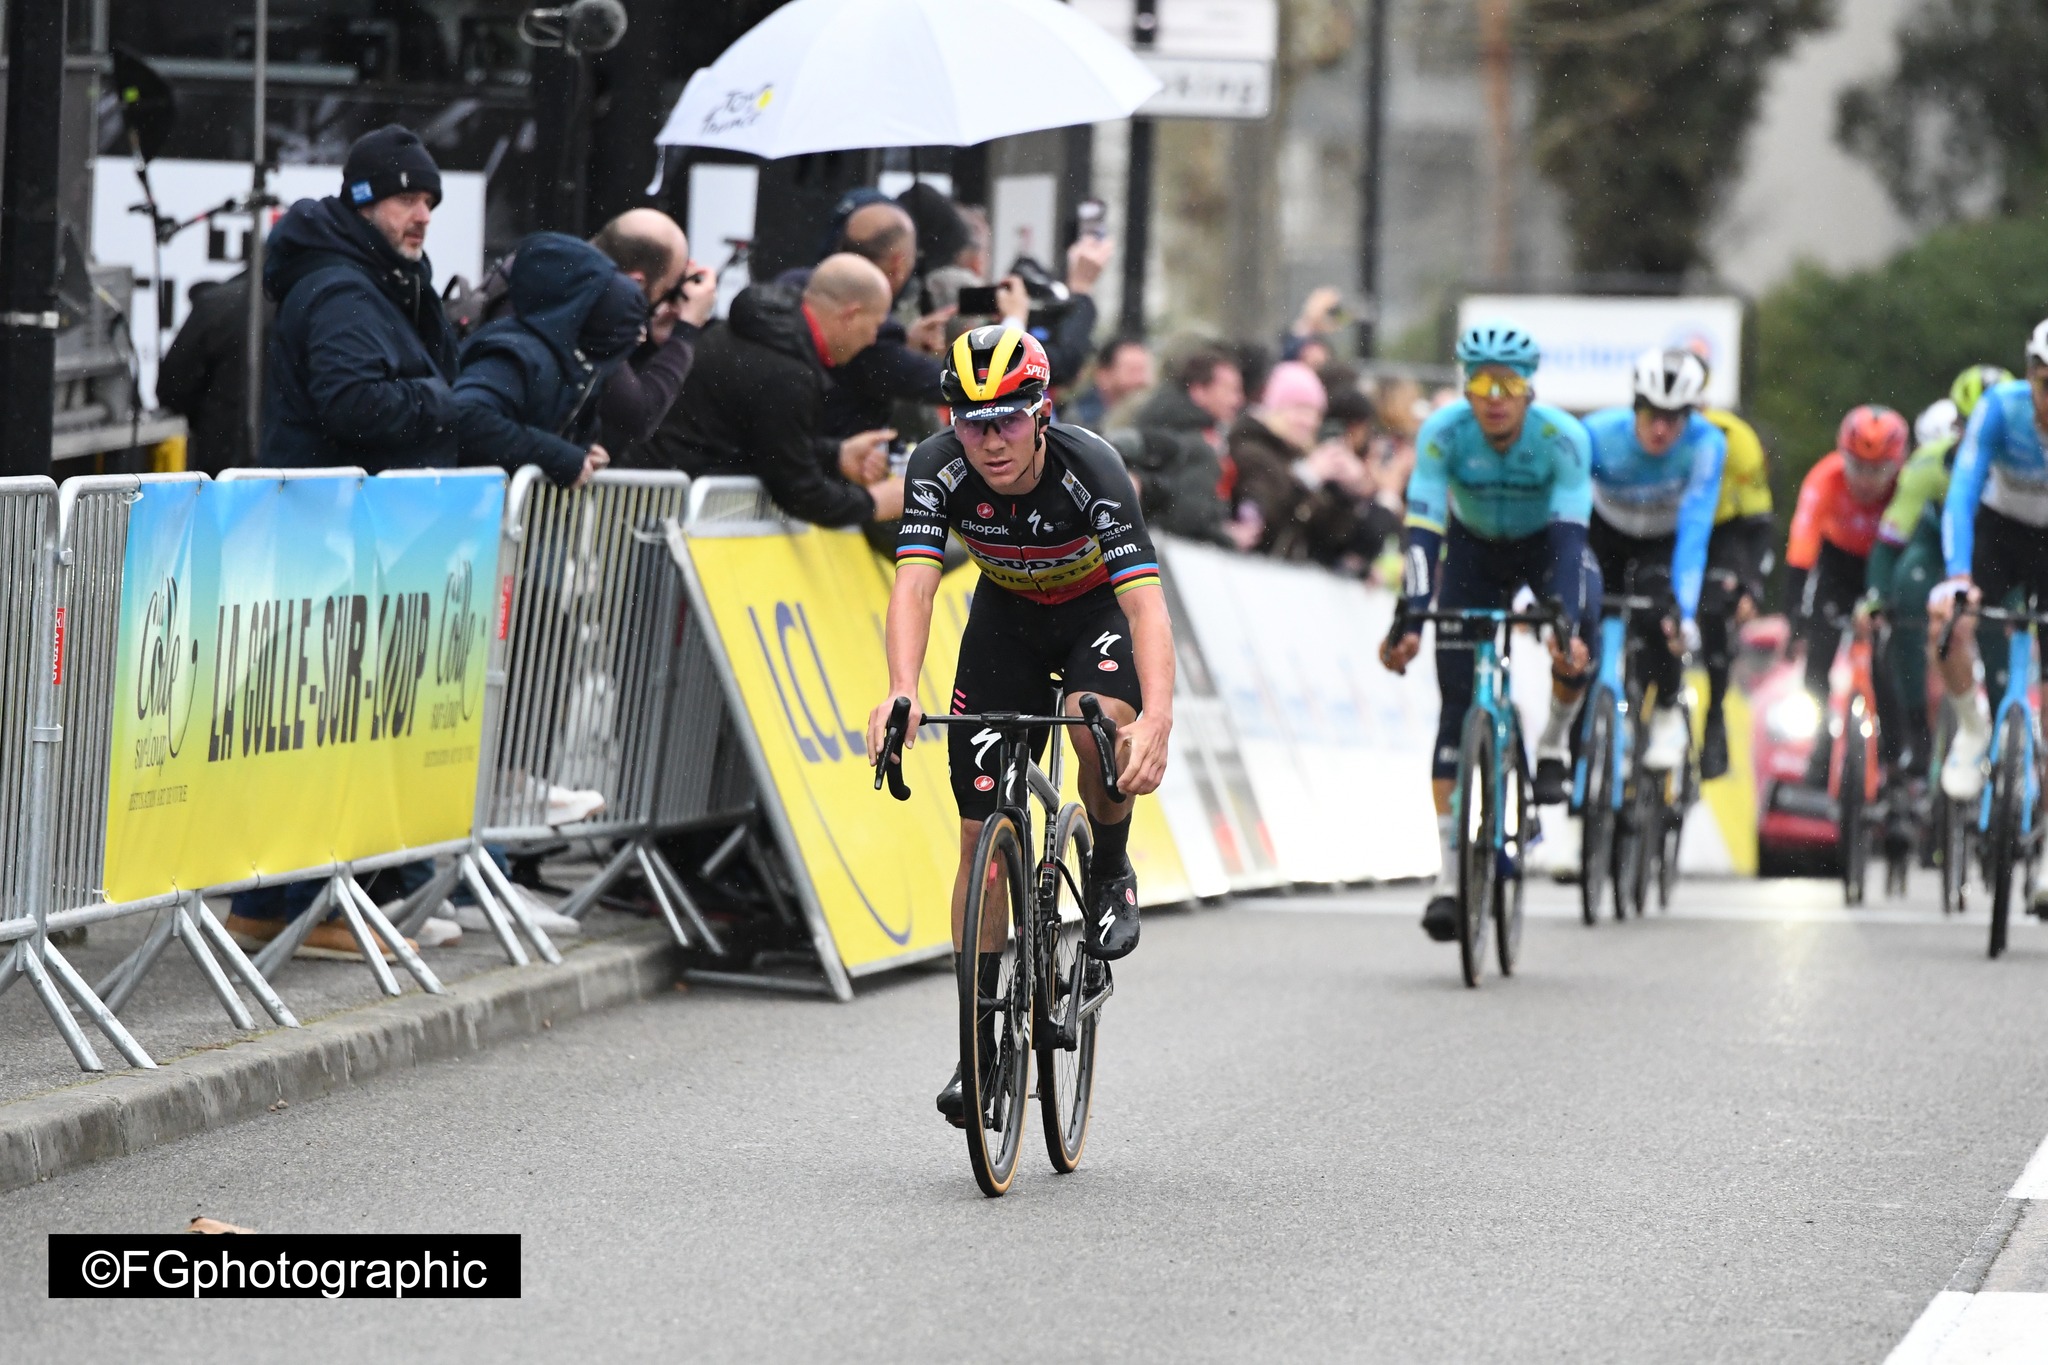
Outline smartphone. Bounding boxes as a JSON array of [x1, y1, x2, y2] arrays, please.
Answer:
[[956, 285, 999, 316], [1076, 197, 1107, 240]]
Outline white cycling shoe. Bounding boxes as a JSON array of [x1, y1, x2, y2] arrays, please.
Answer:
[[1942, 720, 1991, 801], [1642, 706, 1690, 773]]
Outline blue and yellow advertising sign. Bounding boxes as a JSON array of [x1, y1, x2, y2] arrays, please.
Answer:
[[101, 473, 502, 901], [682, 526, 1189, 978]]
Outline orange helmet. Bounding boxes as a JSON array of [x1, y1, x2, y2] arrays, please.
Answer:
[[1837, 404, 1908, 466]]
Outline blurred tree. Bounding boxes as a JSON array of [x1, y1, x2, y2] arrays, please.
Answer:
[[1837, 0, 2048, 223], [1753, 213, 2048, 547], [1524, 0, 1832, 277]]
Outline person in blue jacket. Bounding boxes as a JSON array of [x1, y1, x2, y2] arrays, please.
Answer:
[[1581, 348, 1726, 775], [452, 233, 648, 488], [1380, 322, 1596, 943], [261, 125, 459, 472]]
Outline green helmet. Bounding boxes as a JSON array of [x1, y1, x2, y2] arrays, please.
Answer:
[[1951, 364, 2015, 419]]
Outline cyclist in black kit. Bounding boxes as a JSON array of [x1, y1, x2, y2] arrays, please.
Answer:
[[865, 323, 1176, 1125]]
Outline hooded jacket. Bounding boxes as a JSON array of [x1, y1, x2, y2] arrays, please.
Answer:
[[636, 283, 875, 528], [452, 233, 645, 487], [261, 196, 459, 471]]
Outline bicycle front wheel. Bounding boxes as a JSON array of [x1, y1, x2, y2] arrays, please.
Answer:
[[1940, 793, 1969, 915], [1497, 732, 1528, 976], [1988, 721, 2026, 960], [1657, 731, 1692, 912], [1579, 686, 1616, 927], [1456, 709, 1497, 988], [960, 813, 1032, 1196], [1841, 712, 1868, 907], [1616, 718, 1653, 920], [1037, 804, 1099, 1174]]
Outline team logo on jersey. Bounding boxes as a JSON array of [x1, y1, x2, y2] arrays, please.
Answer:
[[973, 775, 995, 792], [936, 458, 969, 491], [909, 479, 944, 512], [1062, 470, 1091, 510], [1090, 499, 1125, 532], [1097, 659, 1119, 672], [976, 502, 994, 519]]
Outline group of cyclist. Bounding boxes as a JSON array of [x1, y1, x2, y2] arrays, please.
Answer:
[[1378, 313, 2048, 942], [864, 310, 2048, 1128]]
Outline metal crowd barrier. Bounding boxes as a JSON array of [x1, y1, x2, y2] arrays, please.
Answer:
[[456, 467, 746, 957]]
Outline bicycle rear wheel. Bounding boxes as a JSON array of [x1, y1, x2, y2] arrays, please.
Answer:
[[1841, 710, 1868, 907], [1037, 804, 1099, 1174], [1578, 687, 1615, 927], [1988, 721, 2025, 959], [1456, 710, 1497, 988], [960, 813, 1032, 1196]]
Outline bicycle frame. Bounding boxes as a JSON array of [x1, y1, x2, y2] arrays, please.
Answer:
[[1571, 608, 1636, 813], [1828, 622, 1885, 805], [1978, 622, 2040, 840]]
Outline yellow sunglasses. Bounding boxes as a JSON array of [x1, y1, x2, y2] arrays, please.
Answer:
[[1464, 372, 1531, 401]]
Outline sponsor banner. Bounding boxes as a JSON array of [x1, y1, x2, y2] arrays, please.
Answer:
[[1161, 540, 1437, 884], [102, 474, 502, 902], [1457, 294, 1744, 412], [680, 527, 1197, 979]]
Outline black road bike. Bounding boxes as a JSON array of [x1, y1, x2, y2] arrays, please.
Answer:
[[874, 695, 1122, 1197]]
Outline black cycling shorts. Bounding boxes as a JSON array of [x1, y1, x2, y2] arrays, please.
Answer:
[[948, 585, 1143, 820]]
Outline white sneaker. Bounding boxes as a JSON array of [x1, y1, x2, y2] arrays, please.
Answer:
[[1643, 706, 1690, 772], [414, 915, 463, 948], [544, 784, 606, 826], [453, 889, 582, 936], [1943, 718, 1992, 800]]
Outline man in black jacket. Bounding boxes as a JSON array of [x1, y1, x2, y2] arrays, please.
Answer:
[[156, 273, 273, 474], [639, 254, 904, 526], [261, 124, 458, 472]]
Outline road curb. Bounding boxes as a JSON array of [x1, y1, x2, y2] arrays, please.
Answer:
[[0, 930, 682, 1196]]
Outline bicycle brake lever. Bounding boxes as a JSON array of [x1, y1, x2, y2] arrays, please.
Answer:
[[874, 696, 914, 801], [1077, 694, 1125, 803]]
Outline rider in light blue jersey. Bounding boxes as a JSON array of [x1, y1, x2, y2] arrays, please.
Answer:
[[1381, 321, 1596, 944], [1931, 318, 2048, 799], [1581, 348, 1727, 773]]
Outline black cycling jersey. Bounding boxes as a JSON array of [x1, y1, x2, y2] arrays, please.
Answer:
[[896, 425, 1161, 606]]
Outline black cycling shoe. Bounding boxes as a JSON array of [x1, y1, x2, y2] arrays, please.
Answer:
[[936, 1064, 966, 1128], [1700, 710, 1730, 781], [1085, 861, 1141, 961], [1534, 757, 1571, 806], [1422, 894, 1459, 942]]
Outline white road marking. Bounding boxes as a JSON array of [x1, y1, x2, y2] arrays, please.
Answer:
[[2011, 1136, 2048, 1201], [1890, 1292, 2048, 1364]]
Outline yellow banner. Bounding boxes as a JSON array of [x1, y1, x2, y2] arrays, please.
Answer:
[[683, 528, 1188, 976], [101, 475, 501, 902]]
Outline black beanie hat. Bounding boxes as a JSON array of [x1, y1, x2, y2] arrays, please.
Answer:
[[342, 124, 443, 209]]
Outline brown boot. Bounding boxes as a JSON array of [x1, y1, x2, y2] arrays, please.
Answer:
[[297, 918, 415, 962]]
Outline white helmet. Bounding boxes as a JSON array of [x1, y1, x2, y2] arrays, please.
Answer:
[[1915, 397, 1959, 449], [2028, 317, 2048, 368], [1632, 347, 1710, 412]]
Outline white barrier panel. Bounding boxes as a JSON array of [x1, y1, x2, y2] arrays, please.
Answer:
[[1158, 539, 1438, 885]]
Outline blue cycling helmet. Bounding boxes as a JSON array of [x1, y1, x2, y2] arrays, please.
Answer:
[[1455, 322, 1541, 377]]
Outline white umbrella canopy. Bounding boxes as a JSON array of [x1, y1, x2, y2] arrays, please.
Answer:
[[653, 0, 1161, 159]]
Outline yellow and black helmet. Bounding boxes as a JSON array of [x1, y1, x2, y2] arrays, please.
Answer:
[[942, 324, 1051, 421]]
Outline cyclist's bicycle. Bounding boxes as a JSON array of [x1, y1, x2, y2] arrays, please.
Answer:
[[873, 694, 1122, 1196], [1574, 587, 1695, 923], [1931, 696, 1971, 914], [1387, 601, 1561, 987], [1937, 593, 2048, 958], [1829, 604, 1889, 906]]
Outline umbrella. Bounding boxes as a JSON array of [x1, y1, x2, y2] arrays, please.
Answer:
[[652, 0, 1161, 160]]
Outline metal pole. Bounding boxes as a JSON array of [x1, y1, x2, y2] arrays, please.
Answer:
[[1357, 0, 1388, 358], [0, 0, 70, 477], [1118, 0, 1158, 338], [245, 0, 269, 465]]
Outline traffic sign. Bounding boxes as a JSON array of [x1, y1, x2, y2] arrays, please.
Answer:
[[1136, 56, 1271, 120]]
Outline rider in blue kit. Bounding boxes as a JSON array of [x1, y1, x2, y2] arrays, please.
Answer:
[[1380, 323, 1597, 943], [1581, 348, 1727, 773], [1931, 318, 2048, 799]]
